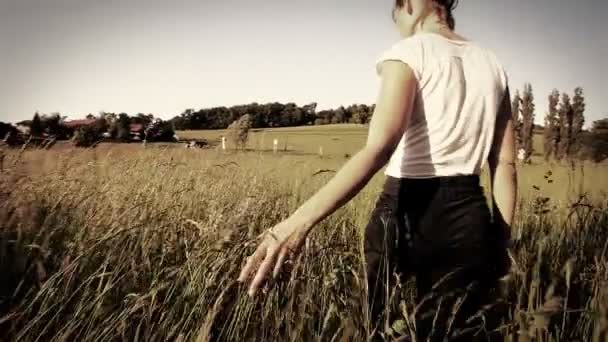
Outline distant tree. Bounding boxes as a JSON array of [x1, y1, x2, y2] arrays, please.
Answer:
[[302, 102, 318, 125], [557, 93, 573, 160], [579, 119, 608, 163], [227, 114, 252, 150], [511, 90, 523, 149], [254, 105, 265, 124], [116, 113, 131, 141], [543, 114, 553, 161], [267, 103, 285, 127], [100, 112, 117, 125], [172, 108, 193, 130], [71, 118, 109, 147], [0, 122, 18, 141], [106, 118, 117, 138], [570, 87, 586, 158], [31, 112, 43, 137], [170, 101, 377, 130], [292, 106, 304, 126], [520, 83, 535, 162], [280, 103, 297, 127], [93, 117, 109, 135], [155, 121, 176, 142], [73, 125, 101, 147], [331, 107, 346, 124], [1, 123, 24, 146], [346, 105, 363, 124], [341, 105, 354, 123], [347, 104, 370, 124], [315, 110, 332, 125], [145, 119, 176, 142], [41, 112, 71, 139], [91, 113, 110, 138], [543, 89, 560, 160], [133, 113, 154, 127]]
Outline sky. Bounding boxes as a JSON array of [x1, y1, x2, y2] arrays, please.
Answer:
[[0, 0, 606, 126]]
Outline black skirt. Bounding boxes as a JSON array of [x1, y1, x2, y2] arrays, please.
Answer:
[[364, 174, 509, 341]]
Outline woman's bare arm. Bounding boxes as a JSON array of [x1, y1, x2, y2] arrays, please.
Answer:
[[238, 61, 418, 295], [290, 60, 418, 232], [488, 86, 517, 238]]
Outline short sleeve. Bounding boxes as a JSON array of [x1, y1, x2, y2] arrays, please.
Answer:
[[495, 59, 510, 102], [488, 49, 509, 93], [375, 37, 423, 80], [501, 67, 509, 91]]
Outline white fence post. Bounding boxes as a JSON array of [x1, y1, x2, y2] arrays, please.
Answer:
[[518, 148, 525, 162], [222, 136, 226, 151], [273, 139, 278, 154]]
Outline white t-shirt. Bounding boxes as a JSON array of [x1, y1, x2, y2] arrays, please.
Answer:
[[375, 32, 509, 178]]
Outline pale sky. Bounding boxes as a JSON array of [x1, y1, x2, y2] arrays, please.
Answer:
[[1, 0, 606, 126]]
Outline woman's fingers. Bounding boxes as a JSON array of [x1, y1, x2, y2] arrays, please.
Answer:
[[238, 244, 266, 282], [238, 223, 307, 296], [248, 246, 278, 296], [273, 247, 288, 279]]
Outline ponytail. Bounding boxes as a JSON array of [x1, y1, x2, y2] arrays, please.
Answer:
[[437, 0, 458, 30], [393, 0, 459, 30]]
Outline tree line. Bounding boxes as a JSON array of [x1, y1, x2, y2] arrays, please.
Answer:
[[170, 102, 375, 130], [511, 84, 606, 163], [1, 112, 176, 147]]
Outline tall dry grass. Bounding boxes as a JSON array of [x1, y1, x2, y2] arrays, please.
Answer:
[[0, 144, 607, 341]]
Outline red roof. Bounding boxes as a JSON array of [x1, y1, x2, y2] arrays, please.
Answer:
[[129, 123, 144, 132], [64, 119, 97, 128]]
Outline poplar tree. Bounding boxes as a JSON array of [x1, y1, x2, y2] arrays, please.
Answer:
[[543, 89, 560, 160], [520, 83, 535, 162], [557, 93, 573, 160], [570, 87, 586, 158]]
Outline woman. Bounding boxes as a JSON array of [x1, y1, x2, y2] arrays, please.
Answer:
[[238, 0, 516, 340]]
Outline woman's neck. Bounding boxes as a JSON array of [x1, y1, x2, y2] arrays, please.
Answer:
[[417, 20, 467, 41]]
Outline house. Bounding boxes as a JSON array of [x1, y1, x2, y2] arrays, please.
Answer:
[[64, 119, 97, 130], [129, 123, 145, 140], [62, 119, 146, 141], [16, 124, 30, 135]]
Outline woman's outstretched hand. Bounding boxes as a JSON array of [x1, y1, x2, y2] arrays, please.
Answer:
[[237, 217, 311, 297]]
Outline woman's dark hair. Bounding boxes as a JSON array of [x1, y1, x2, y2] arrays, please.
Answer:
[[393, 0, 459, 30]]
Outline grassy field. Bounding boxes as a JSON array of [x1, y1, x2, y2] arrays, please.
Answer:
[[178, 124, 607, 206], [0, 124, 607, 341]]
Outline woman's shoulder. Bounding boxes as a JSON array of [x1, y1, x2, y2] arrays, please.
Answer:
[[478, 47, 509, 85], [376, 36, 425, 78], [384, 35, 425, 52]]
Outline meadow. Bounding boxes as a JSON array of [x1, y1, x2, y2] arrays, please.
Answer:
[[0, 124, 607, 341]]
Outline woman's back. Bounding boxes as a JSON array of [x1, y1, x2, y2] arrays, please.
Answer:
[[376, 32, 509, 178]]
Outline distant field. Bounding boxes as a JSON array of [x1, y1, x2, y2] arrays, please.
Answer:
[[177, 124, 607, 205], [179, 124, 547, 157], [178, 124, 369, 157]]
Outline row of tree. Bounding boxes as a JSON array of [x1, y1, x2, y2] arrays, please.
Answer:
[[542, 87, 586, 161], [582, 118, 608, 163], [170, 102, 375, 130], [6, 112, 176, 147], [3, 90, 606, 160], [512, 84, 594, 162], [23, 113, 73, 140]]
